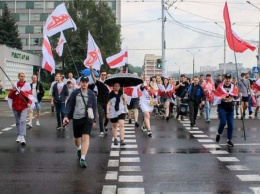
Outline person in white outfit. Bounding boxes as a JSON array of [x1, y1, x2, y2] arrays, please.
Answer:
[[107, 83, 128, 146]]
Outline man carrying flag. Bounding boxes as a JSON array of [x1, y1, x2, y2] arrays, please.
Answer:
[[214, 73, 239, 147]]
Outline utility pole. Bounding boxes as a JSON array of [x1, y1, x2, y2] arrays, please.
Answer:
[[162, 0, 166, 77]]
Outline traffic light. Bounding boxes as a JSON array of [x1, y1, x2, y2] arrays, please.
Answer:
[[156, 59, 162, 69]]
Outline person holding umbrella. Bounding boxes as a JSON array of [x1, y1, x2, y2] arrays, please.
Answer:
[[106, 82, 128, 146]]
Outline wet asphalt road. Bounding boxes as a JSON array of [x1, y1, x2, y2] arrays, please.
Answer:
[[0, 101, 260, 194]]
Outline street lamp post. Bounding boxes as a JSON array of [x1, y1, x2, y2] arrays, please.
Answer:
[[246, 1, 260, 72], [186, 50, 200, 78]]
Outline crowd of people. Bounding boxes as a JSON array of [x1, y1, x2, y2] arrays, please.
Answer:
[[5, 69, 260, 168]]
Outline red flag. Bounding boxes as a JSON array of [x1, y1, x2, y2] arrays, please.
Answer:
[[223, 2, 256, 53]]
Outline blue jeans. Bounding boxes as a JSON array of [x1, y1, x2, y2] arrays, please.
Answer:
[[217, 105, 234, 140], [54, 102, 65, 127], [205, 101, 211, 120], [248, 95, 252, 112]]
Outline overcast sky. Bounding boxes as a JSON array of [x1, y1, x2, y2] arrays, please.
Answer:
[[120, 0, 260, 74]]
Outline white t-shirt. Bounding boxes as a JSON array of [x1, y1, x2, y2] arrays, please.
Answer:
[[32, 83, 37, 99]]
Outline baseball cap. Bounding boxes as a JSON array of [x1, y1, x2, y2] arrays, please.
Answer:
[[225, 73, 232, 79], [80, 76, 89, 82]]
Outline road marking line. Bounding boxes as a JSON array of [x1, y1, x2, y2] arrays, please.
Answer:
[[124, 131, 135, 134], [0, 132, 2, 134], [185, 127, 199, 130], [102, 185, 117, 194], [217, 157, 240, 162], [182, 124, 191, 126], [1, 127, 12, 131], [202, 144, 221, 149], [226, 165, 250, 171], [123, 139, 136, 143], [105, 171, 118, 180], [189, 131, 203, 134], [108, 160, 119, 167], [237, 175, 260, 181], [118, 188, 145, 194], [180, 121, 190, 124], [210, 150, 229, 155], [118, 176, 143, 182], [250, 187, 260, 193], [121, 151, 139, 155], [111, 144, 138, 149], [197, 139, 214, 143], [11, 124, 16, 127], [119, 166, 141, 172], [220, 143, 260, 146], [193, 135, 209, 138], [120, 157, 140, 163], [124, 134, 136, 138], [110, 151, 120, 157]]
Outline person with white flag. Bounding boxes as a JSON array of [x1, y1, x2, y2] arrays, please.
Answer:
[[106, 47, 128, 69], [84, 31, 103, 71], [42, 34, 56, 74], [56, 31, 67, 57], [43, 3, 77, 37]]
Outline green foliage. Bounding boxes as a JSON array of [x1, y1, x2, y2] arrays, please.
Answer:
[[51, 0, 121, 76], [41, 82, 51, 90], [0, 3, 22, 49]]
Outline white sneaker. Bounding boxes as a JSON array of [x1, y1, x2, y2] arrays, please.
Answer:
[[20, 136, 26, 145], [16, 135, 21, 143], [27, 122, 32, 128], [99, 132, 104, 138], [36, 121, 40, 126]]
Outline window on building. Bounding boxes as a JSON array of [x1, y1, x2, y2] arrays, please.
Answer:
[[18, 26, 26, 34], [34, 26, 43, 34], [31, 13, 41, 21], [17, 2, 26, 9], [20, 14, 29, 22], [6, 2, 15, 9], [34, 2, 44, 9], [30, 38, 40, 46], [21, 38, 28, 46], [45, 2, 54, 9]]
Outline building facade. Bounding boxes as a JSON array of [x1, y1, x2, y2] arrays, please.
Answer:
[[200, 66, 218, 73], [0, 0, 121, 54], [0, 44, 41, 90], [143, 54, 162, 78], [219, 62, 244, 72]]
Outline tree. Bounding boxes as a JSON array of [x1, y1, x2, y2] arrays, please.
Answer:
[[52, 0, 121, 77], [0, 3, 22, 49]]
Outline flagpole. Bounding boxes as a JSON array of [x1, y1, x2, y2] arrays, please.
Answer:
[[227, 15, 246, 141], [66, 44, 79, 78]]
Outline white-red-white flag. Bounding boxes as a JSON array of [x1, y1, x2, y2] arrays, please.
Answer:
[[213, 82, 238, 105], [83, 31, 103, 71], [43, 3, 77, 37], [42, 34, 56, 74], [106, 47, 128, 69], [55, 31, 67, 57]]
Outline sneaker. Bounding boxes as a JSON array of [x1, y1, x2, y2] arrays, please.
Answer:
[[51, 106, 54, 112], [27, 122, 32, 128], [104, 127, 108, 133], [226, 140, 234, 147], [206, 119, 210, 124], [36, 121, 40, 126], [120, 140, 126, 146], [255, 112, 258, 117], [141, 126, 147, 132], [56, 126, 62, 130], [166, 117, 169, 121], [128, 119, 132, 124], [147, 130, 152, 137], [135, 122, 139, 127], [249, 111, 253, 116], [190, 123, 194, 127], [77, 150, 81, 160], [114, 139, 118, 145], [181, 116, 184, 121], [216, 134, 220, 143], [99, 132, 104, 138], [20, 136, 26, 145], [16, 135, 21, 143], [79, 159, 87, 168], [236, 112, 239, 116]]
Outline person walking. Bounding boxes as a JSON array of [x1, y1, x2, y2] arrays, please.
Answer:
[[49, 75, 58, 112], [7, 72, 36, 145], [63, 76, 96, 168], [27, 75, 45, 128], [214, 73, 239, 147], [201, 74, 215, 123], [51, 73, 69, 130], [107, 82, 128, 146], [90, 66, 110, 138], [182, 76, 206, 127]]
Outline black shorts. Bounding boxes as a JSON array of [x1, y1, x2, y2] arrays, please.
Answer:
[[110, 114, 126, 123], [127, 98, 139, 110], [73, 117, 92, 138], [241, 96, 249, 102]]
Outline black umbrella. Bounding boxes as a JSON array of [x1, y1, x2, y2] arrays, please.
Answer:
[[104, 73, 143, 87]]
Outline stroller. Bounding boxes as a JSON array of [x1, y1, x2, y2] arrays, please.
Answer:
[[176, 95, 189, 120]]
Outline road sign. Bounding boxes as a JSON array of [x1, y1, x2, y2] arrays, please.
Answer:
[[252, 66, 259, 73]]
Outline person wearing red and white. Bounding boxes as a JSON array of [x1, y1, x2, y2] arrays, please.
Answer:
[[201, 74, 215, 123], [214, 73, 239, 147], [7, 72, 36, 145], [252, 76, 260, 117]]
